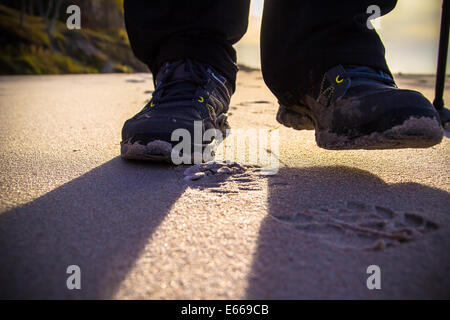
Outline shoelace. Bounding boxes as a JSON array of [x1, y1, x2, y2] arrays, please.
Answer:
[[150, 59, 209, 106]]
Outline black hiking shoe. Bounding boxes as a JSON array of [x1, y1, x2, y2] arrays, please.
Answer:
[[277, 65, 443, 149], [121, 59, 233, 163]]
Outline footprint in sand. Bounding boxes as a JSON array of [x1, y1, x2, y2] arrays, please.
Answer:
[[183, 161, 246, 181], [271, 201, 440, 251], [182, 161, 263, 193]]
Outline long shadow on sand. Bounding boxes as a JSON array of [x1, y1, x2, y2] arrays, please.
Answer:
[[2, 163, 449, 299], [0, 157, 186, 299], [246, 166, 450, 299]]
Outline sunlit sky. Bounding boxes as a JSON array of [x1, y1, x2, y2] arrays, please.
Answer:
[[236, 0, 448, 74]]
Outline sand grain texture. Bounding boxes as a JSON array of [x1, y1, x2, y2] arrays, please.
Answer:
[[0, 71, 449, 299]]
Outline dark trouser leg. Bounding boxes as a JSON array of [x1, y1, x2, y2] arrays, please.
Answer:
[[261, 0, 398, 106], [123, 0, 250, 86]]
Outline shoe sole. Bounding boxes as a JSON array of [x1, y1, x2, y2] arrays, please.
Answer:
[[317, 116, 444, 150], [277, 105, 444, 150], [120, 139, 215, 163], [120, 139, 173, 162]]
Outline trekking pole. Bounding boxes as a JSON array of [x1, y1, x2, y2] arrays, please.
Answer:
[[434, 0, 450, 126]]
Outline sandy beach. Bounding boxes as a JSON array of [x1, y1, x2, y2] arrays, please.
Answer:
[[0, 70, 449, 299]]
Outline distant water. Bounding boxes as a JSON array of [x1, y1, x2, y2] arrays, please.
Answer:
[[235, 42, 449, 75], [235, 43, 261, 69]]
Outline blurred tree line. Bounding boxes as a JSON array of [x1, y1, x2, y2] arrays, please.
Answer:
[[1, 0, 125, 30], [0, 0, 148, 74]]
